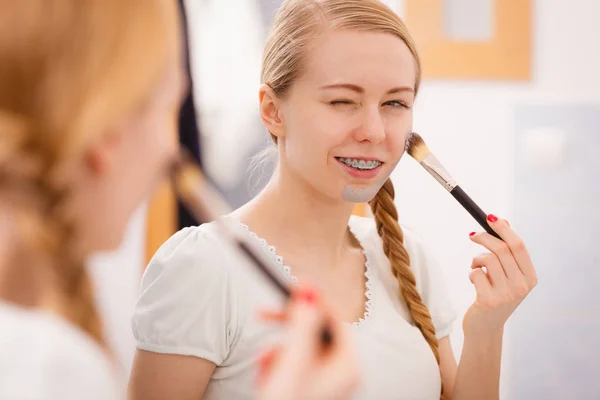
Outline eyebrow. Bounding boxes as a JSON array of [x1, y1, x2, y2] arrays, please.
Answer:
[[319, 83, 414, 94]]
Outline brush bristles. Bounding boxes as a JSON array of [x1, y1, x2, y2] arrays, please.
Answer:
[[173, 162, 205, 199], [406, 132, 430, 163]]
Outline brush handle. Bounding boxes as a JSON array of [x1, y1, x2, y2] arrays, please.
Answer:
[[237, 240, 332, 346], [450, 185, 502, 240], [236, 241, 291, 298], [179, 197, 333, 348], [172, 160, 334, 348]]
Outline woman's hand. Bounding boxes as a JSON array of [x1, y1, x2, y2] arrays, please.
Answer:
[[257, 287, 360, 400], [464, 214, 538, 336]]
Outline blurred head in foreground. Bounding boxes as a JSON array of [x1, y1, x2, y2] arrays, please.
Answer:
[[0, 0, 186, 345]]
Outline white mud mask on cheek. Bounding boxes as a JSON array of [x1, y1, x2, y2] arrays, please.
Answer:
[[342, 158, 401, 203]]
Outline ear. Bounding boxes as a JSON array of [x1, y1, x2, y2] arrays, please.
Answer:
[[259, 84, 285, 139], [83, 128, 125, 177]]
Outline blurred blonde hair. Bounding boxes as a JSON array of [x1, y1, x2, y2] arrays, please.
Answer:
[[261, 0, 442, 394], [0, 0, 179, 346]]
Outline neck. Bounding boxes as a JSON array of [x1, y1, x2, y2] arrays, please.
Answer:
[[237, 165, 357, 270], [0, 210, 40, 307], [0, 205, 64, 311]]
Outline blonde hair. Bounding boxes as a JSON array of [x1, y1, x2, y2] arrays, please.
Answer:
[[0, 0, 179, 345], [261, 0, 441, 393]]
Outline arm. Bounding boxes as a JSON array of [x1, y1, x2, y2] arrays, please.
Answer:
[[438, 337, 457, 400], [128, 350, 216, 400], [451, 331, 503, 400], [448, 215, 537, 400], [129, 228, 236, 400]]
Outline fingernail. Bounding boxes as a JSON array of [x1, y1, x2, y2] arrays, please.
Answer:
[[469, 232, 476, 237], [487, 214, 498, 223], [257, 351, 274, 385], [296, 287, 318, 304], [259, 352, 273, 369]]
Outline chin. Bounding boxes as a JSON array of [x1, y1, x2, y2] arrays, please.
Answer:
[[87, 226, 127, 256]]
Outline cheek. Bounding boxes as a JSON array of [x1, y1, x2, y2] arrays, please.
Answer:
[[123, 111, 178, 189], [287, 106, 351, 154], [386, 113, 412, 155], [143, 108, 179, 165]]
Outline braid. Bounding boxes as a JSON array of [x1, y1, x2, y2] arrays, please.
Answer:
[[0, 112, 104, 345], [369, 178, 442, 395], [45, 186, 105, 346]]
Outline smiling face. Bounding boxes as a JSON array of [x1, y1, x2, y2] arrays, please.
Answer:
[[263, 29, 417, 203]]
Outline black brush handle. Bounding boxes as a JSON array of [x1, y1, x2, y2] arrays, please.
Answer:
[[237, 241, 333, 348], [173, 159, 333, 349], [450, 185, 502, 240], [237, 241, 292, 298]]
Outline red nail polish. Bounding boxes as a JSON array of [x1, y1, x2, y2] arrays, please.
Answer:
[[259, 352, 273, 369], [487, 214, 498, 223], [296, 288, 318, 304], [469, 232, 476, 237], [257, 351, 274, 385]]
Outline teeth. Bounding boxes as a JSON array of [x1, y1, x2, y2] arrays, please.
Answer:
[[337, 157, 382, 170]]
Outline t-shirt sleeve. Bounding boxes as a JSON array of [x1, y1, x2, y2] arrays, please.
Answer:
[[402, 227, 458, 339], [131, 226, 238, 365]]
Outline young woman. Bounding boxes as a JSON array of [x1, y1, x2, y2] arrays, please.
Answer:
[[129, 0, 538, 399], [0, 1, 357, 399]]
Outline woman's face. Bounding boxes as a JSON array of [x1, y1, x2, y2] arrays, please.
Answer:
[[262, 29, 417, 203], [76, 38, 187, 253]]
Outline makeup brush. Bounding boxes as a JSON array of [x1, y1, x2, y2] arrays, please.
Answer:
[[405, 133, 501, 240], [170, 152, 333, 346]]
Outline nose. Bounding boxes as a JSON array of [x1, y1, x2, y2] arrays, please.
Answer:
[[353, 106, 386, 144]]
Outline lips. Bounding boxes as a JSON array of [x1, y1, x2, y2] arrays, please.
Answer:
[[335, 157, 383, 170], [335, 157, 384, 180]]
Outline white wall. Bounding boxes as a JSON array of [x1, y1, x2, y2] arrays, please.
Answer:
[[90, 0, 600, 392], [89, 204, 146, 379], [392, 0, 600, 397]]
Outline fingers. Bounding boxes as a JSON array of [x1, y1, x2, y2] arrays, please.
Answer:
[[484, 214, 537, 285], [470, 221, 521, 282], [470, 214, 538, 306], [470, 253, 506, 288], [318, 318, 359, 377], [257, 347, 279, 386], [270, 287, 324, 377], [468, 267, 492, 296], [257, 310, 287, 323], [257, 287, 324, 399], [258, 287, 361, 400], [301, 311, 360, 399]]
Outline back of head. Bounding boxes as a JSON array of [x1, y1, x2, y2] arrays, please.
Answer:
[[0, 0, 179, 345], [260, 0, 441, 393]]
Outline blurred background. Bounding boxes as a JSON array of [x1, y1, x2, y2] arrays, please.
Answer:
[[89, 0, 600, 398]]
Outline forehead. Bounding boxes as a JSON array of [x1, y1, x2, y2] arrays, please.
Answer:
[[300, 29, 417, 90]]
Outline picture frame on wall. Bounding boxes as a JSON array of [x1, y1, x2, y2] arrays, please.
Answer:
[[404, 0, 532, 80]]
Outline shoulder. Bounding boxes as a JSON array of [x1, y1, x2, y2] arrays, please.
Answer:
[[140, 221, 237, 291], [348, 215, 445, 301], [0, 302, 120, 400], [145, 222, 225, 271], [348, 215, 428, 262], [133, 220, 248, 362], [348, 216, 457, 338]]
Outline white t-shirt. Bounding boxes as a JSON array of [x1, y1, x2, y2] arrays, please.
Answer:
[[132, 215, 457, 400], [0, 301, 121, 400]]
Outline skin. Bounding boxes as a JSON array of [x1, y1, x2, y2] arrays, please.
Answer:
[[0, 22, 188, 311], [68, 54, 187, 258], [249, 28, 418, 343], [129, 27, 538, 400]]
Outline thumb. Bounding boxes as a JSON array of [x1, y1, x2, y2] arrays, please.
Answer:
[[469, 267, 492, 295]]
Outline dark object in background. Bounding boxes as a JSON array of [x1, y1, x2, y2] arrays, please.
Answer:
[[176, 0, 202, 229]]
